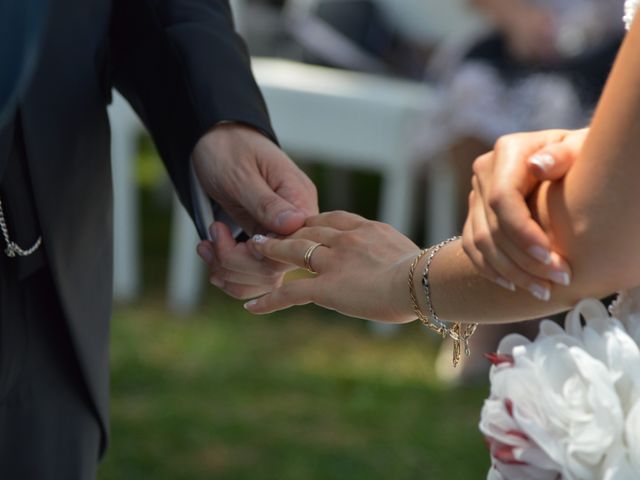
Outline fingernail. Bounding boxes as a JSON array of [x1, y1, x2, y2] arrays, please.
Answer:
[[496, 277, 516, 292], [529, 153, 555, 172], [209, 224, 218, 243], [528, 246, 552, 264], [528, 283, 550, 301], [549, 271, 571, 286], [198, 247, 213, 264], [276, 210, 303, 228], [244, 299, 258, 310], [210, 277, 225, 289], [252, 234, 268, 244]]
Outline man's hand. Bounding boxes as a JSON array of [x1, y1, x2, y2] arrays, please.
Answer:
[[192, 123, 318, 235], [462, 128, 587, 300], [192, 123, 319, 299]]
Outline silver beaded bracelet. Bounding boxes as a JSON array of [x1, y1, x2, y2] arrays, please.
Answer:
[[421, 236, 478, 366]]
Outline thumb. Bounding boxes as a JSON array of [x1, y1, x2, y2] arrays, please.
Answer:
[[527, 143, 576, 181], [241, 177, 307, 235]]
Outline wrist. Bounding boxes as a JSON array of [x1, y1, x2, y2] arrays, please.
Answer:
[[411, 253, 430, 317], [412, 238, 462, 324], [387, 252, 422, 323]]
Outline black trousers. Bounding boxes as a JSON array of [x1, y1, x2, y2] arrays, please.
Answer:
[[0, 252, 101, 479]]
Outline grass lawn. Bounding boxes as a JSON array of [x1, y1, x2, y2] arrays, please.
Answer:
[[99, 292, 491, 480]]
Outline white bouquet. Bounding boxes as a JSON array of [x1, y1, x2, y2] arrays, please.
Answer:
[[480, 295, 640, 480]]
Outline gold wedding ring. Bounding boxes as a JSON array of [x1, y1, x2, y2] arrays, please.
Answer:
[[303, 243, 324, 274]]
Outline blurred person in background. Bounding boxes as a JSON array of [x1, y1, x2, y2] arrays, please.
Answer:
[[420, 0, 625, 381], [0, 1, 316, 478]]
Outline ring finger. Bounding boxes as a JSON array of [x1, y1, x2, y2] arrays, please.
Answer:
[[252, 236, 331, 274]]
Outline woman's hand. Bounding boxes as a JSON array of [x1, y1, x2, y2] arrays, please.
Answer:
[[243, 211, 421, 323], [196, 222, 294, 300], [463, 128, 588, 300]]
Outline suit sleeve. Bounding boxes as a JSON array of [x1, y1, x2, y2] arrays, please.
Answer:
[[110, 0, 277, 239]]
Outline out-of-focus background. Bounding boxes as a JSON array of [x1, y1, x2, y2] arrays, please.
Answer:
[[100, 0, 624, 477]]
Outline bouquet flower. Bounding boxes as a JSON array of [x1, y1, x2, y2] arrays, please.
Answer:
[[480, 295, 640, 480]]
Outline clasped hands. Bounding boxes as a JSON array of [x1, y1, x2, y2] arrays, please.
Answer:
[[195, 122, 585, 322]]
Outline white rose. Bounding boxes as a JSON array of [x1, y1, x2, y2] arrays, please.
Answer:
[[481, 299, 632, 480], [622, 400, 640, 476], [564, 300, 640, 405]]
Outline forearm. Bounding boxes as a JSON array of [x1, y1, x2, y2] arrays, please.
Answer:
[[414, 240, 576, 324]]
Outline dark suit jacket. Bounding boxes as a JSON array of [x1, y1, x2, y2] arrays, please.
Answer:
[[0, 0, 276, 455]]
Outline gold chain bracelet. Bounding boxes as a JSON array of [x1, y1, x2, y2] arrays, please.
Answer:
[[408, 237, 478, 367]]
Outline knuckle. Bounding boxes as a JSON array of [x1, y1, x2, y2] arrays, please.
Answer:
[[215, 269, 230, 282], [472, 159, 485, 176], [339, 231, 361, 246], [293, 226, 313, 239], [462, 235, 474, 257], [474, 231, 492, 252], [487, 189, 506, 211], [368, 221, 386, 233], [376, 221, 394, 233], [224, 285, 250, 300], [276, 285, 292, 302], [493, 135, 513, 153], [306, 180, 319, 201], [256, 193, 283, 221], [467, 191, 475, 208]]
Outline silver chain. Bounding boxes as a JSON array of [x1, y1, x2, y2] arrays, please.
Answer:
[[0, 195, 42, 258]]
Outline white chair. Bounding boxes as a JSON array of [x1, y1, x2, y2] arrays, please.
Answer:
[[109, 92, 143, 303]]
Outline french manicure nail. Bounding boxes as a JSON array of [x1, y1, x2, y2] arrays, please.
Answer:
[[528, 283, 550, 301], [244, 299, 258, 310], [549, 271, 571, 286], [529, 153, 555, 172], [496, 277, 516, 292], [528, 245, 552, 264], [210, 278, 225, 289], [252, 234, 268, 244]]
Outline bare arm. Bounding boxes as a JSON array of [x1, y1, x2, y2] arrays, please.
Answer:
[[431, 17, 640, 324]]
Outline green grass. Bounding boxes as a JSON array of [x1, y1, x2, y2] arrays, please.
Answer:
[[99, 294, 490, 480]]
